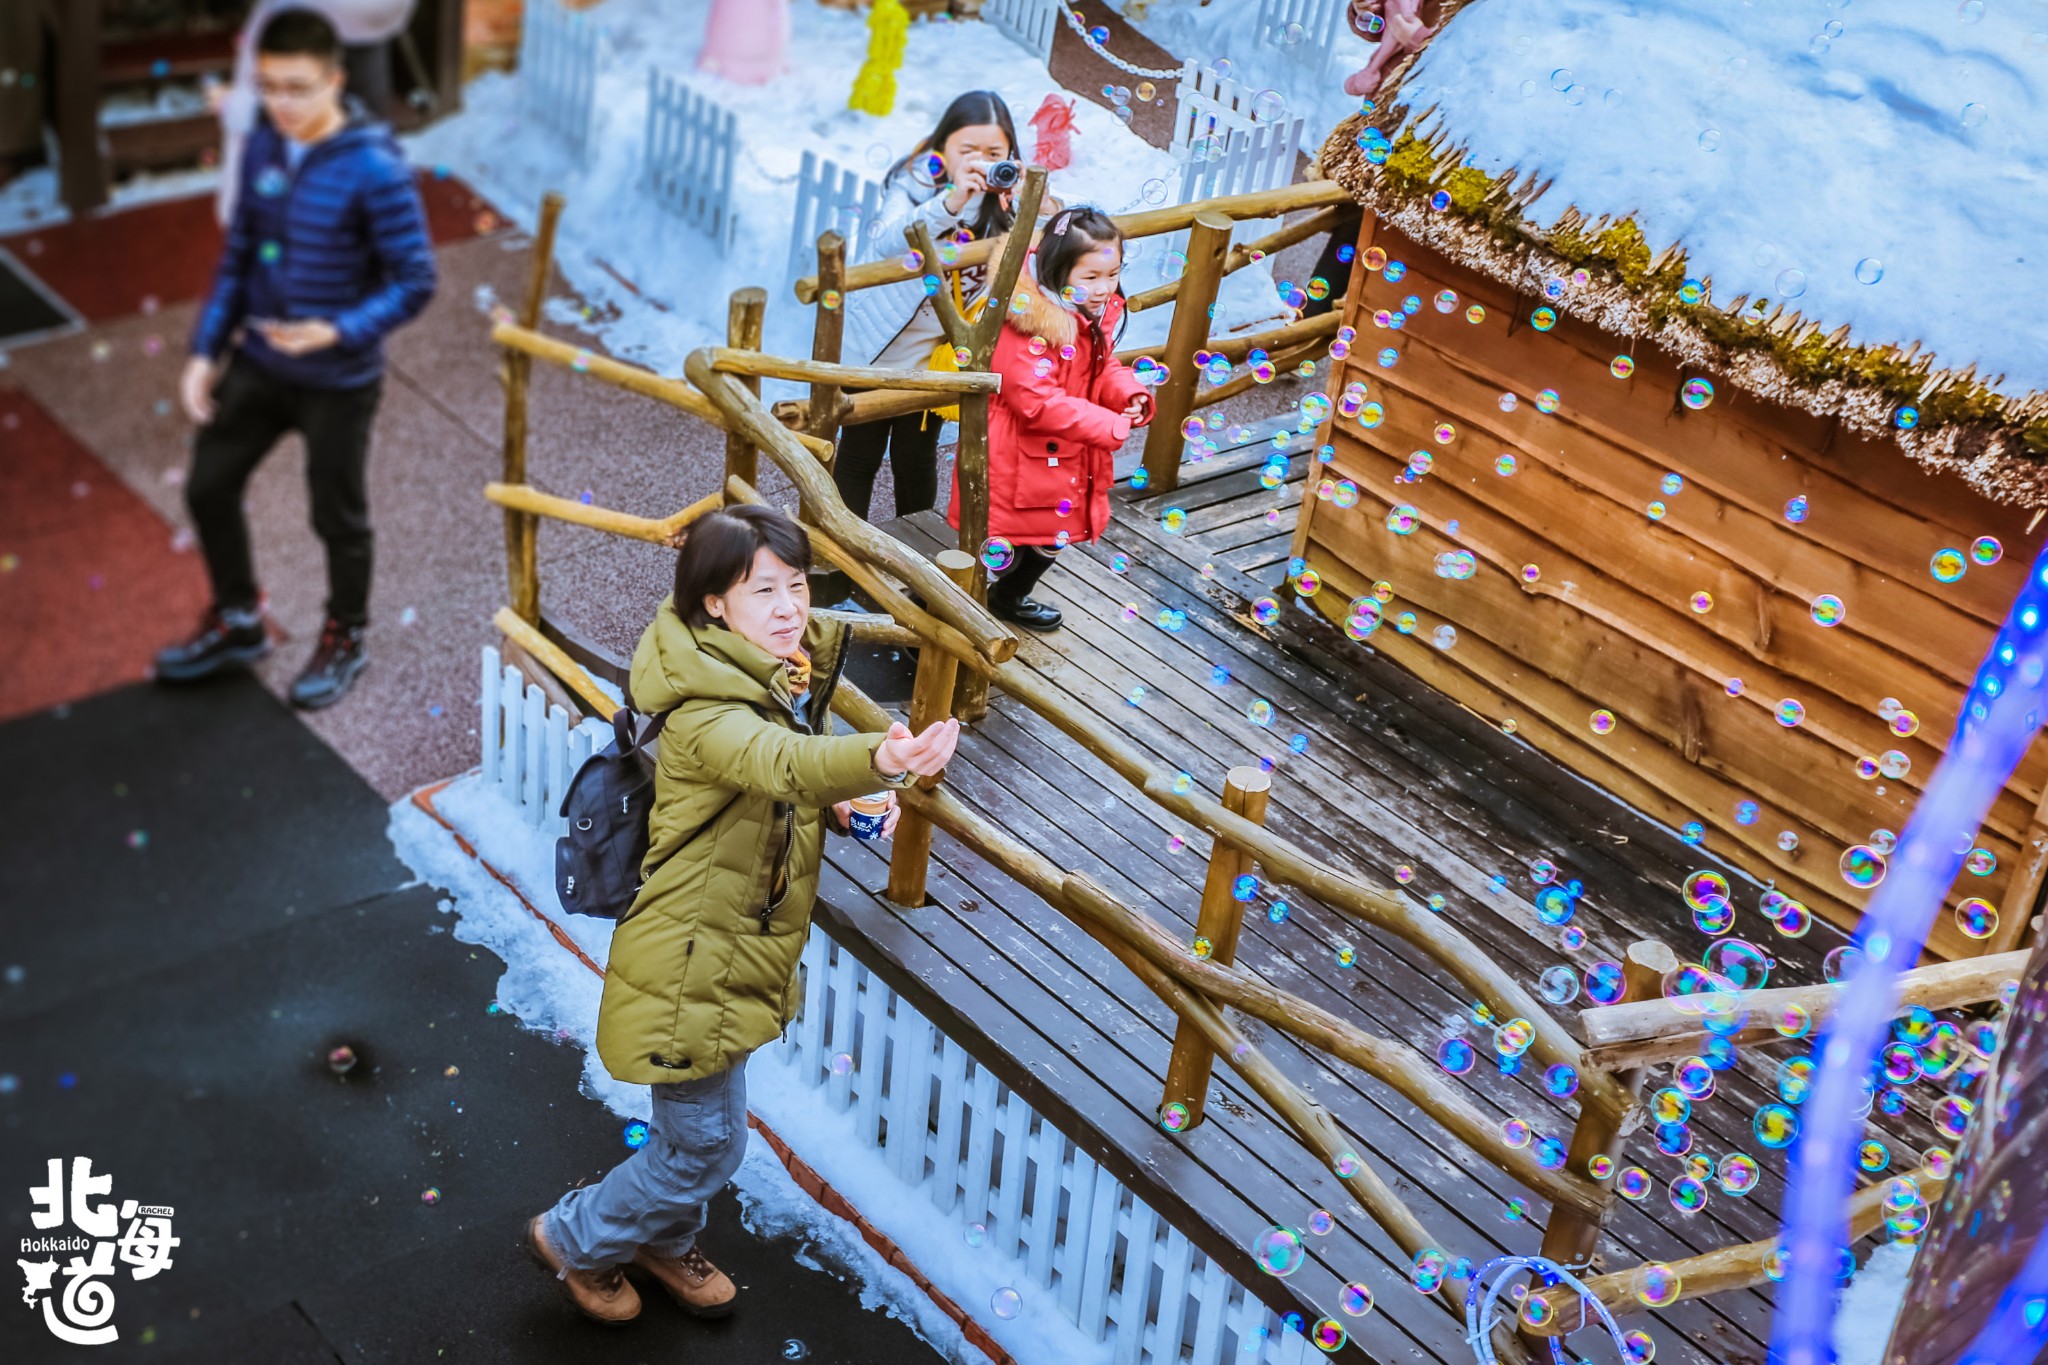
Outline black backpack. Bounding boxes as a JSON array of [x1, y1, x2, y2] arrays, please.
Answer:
[[555, 708, 671, 920]]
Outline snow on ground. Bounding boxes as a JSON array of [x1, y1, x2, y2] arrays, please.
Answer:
[[0, 163, 221, 238], [1104, 0, 1380, 160], [388, 770, 1119, 1365], [406, 0, 1289, 376], [1388, 0, 2048, 396], [1832, 1241, 1916, 1365]]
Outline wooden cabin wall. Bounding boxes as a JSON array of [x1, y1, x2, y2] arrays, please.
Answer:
[[1293, 213, 2047, 961]]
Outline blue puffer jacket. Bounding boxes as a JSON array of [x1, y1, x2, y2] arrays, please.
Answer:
[[191, 109, 437, 390]]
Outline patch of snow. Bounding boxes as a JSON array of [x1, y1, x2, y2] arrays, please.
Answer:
[[1105, 0, 1380, 159], [404, 0, 1288, 376], [1392, 0, 2048, 396], [1833, 1240, 1916, 1365], [0, 164, 221, 237], [387, 770, 1119, 1365]]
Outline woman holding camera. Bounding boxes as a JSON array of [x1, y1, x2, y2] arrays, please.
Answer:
[[527, 505, 959, 1324], [835, 91, 1025, 526]]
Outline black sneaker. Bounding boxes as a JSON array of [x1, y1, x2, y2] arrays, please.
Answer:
[[154, 605, 270, 682], [990, 594, 1062, 632], [290, 618, 368, 710]]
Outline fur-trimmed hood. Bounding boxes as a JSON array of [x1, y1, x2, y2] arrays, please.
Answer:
[[1001, 276, 1126, 350]]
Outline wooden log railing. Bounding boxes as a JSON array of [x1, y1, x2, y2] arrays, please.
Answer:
[[1123, 204, 1349, 314], [789, 179, 1355, 305], [1521, 1164, 1951, 1337], [1578, 946, 2030, 1071], [500, 191, 565, 625]]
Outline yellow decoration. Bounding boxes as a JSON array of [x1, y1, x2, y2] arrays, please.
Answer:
[[848, 0, 909, 116]]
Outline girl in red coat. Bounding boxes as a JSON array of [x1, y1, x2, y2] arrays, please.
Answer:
[[950, 207, 1152, 631]]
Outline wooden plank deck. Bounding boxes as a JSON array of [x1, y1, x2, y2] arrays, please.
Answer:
[[804, 425, 1939, 1364]]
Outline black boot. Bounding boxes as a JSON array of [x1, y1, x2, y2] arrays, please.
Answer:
[[290, 618, 368, 710], [988, 581, 1062, 632], [154, 605, 270, 682]]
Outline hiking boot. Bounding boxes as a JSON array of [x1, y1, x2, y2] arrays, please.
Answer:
[[632, 1245, 737, 1318], [990, 594, 1063, 632], [290, 617, 368, 710], [525, 1214, 640, 1325], [154, 605, 270, 682]]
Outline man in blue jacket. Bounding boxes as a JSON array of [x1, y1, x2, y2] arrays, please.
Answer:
[[157, 6, 437, 709]]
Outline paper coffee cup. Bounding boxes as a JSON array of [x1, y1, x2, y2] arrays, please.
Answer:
[[847, 794, 891, 840]]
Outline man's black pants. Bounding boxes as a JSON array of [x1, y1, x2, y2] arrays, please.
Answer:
[[186, 353, 384, 627]]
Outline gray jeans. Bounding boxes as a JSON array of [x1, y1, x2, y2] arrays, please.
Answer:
[[544, 1053, 751, 1270]]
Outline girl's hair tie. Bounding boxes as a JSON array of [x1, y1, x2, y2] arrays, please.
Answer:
[[1050, 211, 1072, 236]]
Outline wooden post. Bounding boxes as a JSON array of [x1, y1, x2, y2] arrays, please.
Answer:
[[886, 549, 976, 907], [1140, 211, 1234, 495], [1160, 767, 1272, 1129], [53, 1, 108, 216], [1990, 784, 2048, 955], [723, 288, 768, 496], [503, 191, 565, 625], [1534, 940, 1676, 1276], [1289, 207, 1374, 576], [807, 232, 849, 449]]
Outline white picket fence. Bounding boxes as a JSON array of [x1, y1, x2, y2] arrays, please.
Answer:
[[984, 0, 1062, 61], [475, 645, 1316, 1364], [1175, 120, 1305, 206], [1254, 0, 1349, 79], [787, 150, 886, 297], [518, 0, 599, 156], [643, 68, 741, 252]]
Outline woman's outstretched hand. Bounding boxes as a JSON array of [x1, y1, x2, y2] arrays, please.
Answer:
[[876, 719, 961, 778]]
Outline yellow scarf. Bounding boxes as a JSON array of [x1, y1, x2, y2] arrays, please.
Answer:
[[784, 647, 812, 700]]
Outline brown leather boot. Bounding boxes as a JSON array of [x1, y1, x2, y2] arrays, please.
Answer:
[[526, 1214, 641, 1324], [632, 1245, 738, 1318]]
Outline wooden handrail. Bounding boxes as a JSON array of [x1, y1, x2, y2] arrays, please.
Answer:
[[1117, 309, 1343, 367], [824, 676, 1470, 1309], [1520, 1165, 1950, 1336], [485, 483, 721, 547], [494, 606, 615, 716], [1579, 948, 2028, 1070], [1125, 204, 1349, 314], [492, 320, 837, 463], [791, 179, 1356, 304], [710, 347, 1001, 394]]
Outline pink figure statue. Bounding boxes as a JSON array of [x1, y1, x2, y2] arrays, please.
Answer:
[[1028, 95, 1078, 172], [699, 0, 790, 85], [1342, 0, 1440, 100]]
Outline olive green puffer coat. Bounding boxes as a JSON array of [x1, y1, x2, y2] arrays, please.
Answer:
[[595, 599, 910, 1085]]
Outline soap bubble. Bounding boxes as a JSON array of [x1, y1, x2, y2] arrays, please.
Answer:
[[1855, 257, 1884, 285], [1810, 594, 1845, 627], [1754, 1104, 1799, 1148], [1437, 1037, 1476, 1074], [1839, 845, 1886, 889], [1386, 504, 1419, 534], [1617, 1167, 1652, 1201], [1339, 1282, 1375, 1316], [1251, 1225, 1306, 1276], [991, 1287, 1022, 1319], [980, 538, 1015, 572], [1410, 1248, 1448, 1292], [1930, 548, 1967, 583], [1589, 710, 1615, 734], [1971, 536, 2003, 566], [1611, 354, 1635, 378], [1635, 1263, 1683, 1306], [1775, 698, 1806, 728], [1681, 377, 1715, 409], [1955, 897, 1998, 939], [1538, 965, 1579, 1004], [1247, 699, 1274, 727]]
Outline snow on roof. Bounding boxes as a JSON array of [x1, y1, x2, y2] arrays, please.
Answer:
[[1391, 0, 2048, 397]]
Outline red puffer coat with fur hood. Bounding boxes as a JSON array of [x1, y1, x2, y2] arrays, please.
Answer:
[[947, 278, 1152, 546]]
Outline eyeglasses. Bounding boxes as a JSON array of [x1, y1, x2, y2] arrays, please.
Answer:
[[257, 79, 330, 101]]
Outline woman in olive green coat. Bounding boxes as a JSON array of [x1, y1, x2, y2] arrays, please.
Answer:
[[526, 505, 959, 1326]]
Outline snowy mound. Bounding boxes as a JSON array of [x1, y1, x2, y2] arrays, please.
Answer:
[[1395, 0, 2048, 396]]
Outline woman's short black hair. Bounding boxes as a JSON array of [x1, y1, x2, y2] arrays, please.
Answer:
[[258, 8, 343, 63], [893, 90, 1020, 242], [672, 505, 814, 628]]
